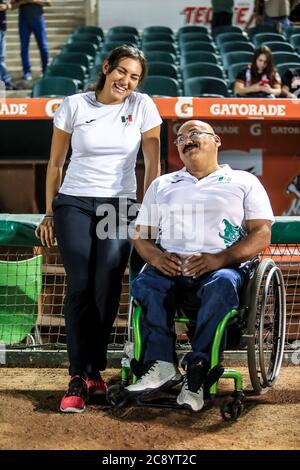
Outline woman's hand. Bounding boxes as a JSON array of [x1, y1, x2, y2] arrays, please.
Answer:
[[261, 84, 272, 94], [35, 216, 56, 247]]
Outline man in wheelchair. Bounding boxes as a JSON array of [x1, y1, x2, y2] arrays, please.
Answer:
[[126, 119, 274, 412]]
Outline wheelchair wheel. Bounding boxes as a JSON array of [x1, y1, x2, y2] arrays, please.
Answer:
[[221, 398, 244, 422], [106, 385, 129, 408], [247, 258, 286, 394]]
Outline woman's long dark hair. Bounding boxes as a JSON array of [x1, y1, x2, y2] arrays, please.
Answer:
[[251, 45, 278, 85], [95, 45, 148, 91]]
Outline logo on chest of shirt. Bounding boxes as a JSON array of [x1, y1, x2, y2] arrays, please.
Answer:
[[121, 114, 133, 125], [218, 175, 232, 183]]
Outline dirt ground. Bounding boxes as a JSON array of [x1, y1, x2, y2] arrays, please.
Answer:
[[0, 366, 299, 450]]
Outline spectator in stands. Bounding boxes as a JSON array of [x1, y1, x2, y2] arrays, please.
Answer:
[[124, 119, 273, 412], [282, 67, 300, 98], [211, 0, 234, 29], [11, 0, 51, 80], [35, 45, 162, 413], [0, 0, 16, 89], [234, 45, 282, 97], [255, 0, 298, 33]]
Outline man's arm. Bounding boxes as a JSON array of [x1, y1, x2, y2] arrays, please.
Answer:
[[182, 219, 272, 277], [134, 225, 182, 277]]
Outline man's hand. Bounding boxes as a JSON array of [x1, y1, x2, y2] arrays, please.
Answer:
[[150, 252, 182, 277], [182, 253, 225, 278]]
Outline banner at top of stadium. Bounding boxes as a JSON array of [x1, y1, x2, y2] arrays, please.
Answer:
[[99, 0, 254, 31]]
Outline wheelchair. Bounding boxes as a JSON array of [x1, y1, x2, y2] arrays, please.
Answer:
[[107, 257, 286, 421]]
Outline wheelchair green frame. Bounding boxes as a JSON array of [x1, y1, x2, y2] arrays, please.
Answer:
[[114, 258, 286, 421]]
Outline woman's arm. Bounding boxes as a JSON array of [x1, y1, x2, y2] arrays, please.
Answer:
[[234, 80, 262, 96], [36, 126, 71, 247], [141, 125, 161, 194]]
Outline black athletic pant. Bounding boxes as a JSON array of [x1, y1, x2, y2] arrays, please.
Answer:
[[53, 194, 136, 378]]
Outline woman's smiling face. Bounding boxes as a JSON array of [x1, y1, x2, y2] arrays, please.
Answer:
[[102, 57, 142, 104]]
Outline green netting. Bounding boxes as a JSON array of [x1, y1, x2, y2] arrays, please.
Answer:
[[0, 255, 43, 344]]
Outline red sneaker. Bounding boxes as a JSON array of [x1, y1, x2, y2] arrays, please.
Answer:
[[86, 378, 108, 396], [60, 376, 88, 413]]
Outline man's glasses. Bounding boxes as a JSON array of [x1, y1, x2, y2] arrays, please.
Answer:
[[174, 130, 215, 146]]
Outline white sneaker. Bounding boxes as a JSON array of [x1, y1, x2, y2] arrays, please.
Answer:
[[126, 360, 182, 394], [176, 376, 204, 412]]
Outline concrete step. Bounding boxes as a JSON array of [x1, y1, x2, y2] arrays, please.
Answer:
[[5, 89, 31, 98], [7, 42, 65, 51]]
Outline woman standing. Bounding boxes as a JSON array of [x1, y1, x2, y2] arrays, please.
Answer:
[[234, 45, 282, 98], [36, 45, 162, 413]]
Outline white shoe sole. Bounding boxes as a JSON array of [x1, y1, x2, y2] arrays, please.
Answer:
[[126, 373, 182, 395], [60, 405, 86, 413]]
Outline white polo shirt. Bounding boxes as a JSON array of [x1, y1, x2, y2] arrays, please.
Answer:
[[53, 91, 162, 198], [136, 165, 274, 255]]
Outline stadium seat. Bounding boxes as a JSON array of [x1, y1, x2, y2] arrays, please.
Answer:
[[70, 33, 102, 49], [142, 41, 177, 55], [145, 51, 177, 64], [102, 40, 138, 53], [272, 52, 300, 65], [142, 33, 175, 44], [286, 27, 300, 39], [276, 62, 300, 78], [179, 32, 212, 44], [180, 41, 216, 54], [52, 52, 92, 71], [222, 51, 254, 69], [220, 42, 254, 54], [0, 255, 42, 345], [252, 33, 286, 46], [177, 25, 209, 37], [108, 26, 139, 36], [44, 63, 87, 89], [184, 76, 229, 97], [148, 62, 178, 79], [181, 51, 219, 66], [212, 25, 243, 37], [182, 62, 225, 81], [32, 77, 79, 97], [263, 41, 294, 53], [143, 26, 174, 35], [62, 42, 97, 60], [140, 76, 181, 96], [247, 25, 278, 40], [106, 32, 139, 44], [216, 32, 248, 48], [74, 26, 104, 40], [290, 34, 300, 52], [227, 62, 250, 86]]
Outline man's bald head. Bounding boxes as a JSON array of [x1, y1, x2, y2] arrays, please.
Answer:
[[177, 120, 215, 137]]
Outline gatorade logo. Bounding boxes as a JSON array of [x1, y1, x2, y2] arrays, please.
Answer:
[[175, 98, 193, 118], [45, 98, 64, 117]]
